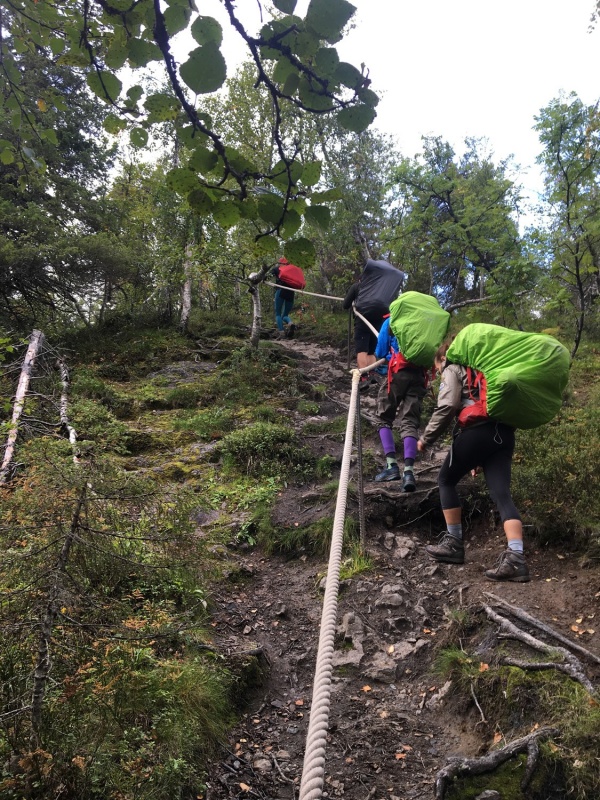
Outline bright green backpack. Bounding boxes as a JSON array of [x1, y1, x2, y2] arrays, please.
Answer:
[[389, 291, 451, 367], [446, 323, 570, 429]]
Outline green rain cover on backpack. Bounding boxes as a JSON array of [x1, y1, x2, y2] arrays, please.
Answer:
[[389, 291, 451, 367], [446, 323, 570, 429]]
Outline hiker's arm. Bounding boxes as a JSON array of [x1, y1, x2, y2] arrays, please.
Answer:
[[342, 283, 358, 310], [419, 366, 462, 447], [374, 319, 391, 359]]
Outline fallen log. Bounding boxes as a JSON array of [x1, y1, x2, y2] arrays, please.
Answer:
[[0, 330, 45, 485], [434, 726, 560, 799]]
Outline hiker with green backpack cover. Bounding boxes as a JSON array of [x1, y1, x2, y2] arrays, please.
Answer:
[[417, 323, 570, 582], [372, 292, 451, 491]]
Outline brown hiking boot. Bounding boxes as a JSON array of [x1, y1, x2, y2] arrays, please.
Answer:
[[425, 533, 464, 564], [485, 549, 530, 582]]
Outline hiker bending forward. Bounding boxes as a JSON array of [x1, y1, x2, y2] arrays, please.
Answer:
[[417, 343, 530, 583], [373, 316, 426, 492]]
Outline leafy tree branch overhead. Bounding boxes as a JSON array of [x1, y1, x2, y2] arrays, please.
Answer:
[[0, 0, 378, 266]]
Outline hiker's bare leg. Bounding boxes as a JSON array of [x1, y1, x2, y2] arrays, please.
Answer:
[[503, 518, 523, 545], [442, 507, 461, 525], [357, 352, 376, 370]]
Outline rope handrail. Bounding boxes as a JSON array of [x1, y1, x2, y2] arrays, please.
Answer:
[[263, 281, 345, 302], [298, 368, 361, 800]]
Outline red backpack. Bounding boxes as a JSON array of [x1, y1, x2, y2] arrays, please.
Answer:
[[457, 367, 489, 427], [278, 261, 306, 290]]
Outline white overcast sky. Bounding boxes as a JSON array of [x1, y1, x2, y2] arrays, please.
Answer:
[[181, 1, 600, 204]]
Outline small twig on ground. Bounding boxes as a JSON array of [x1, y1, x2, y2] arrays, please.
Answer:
[[470, 682, 487, 724]]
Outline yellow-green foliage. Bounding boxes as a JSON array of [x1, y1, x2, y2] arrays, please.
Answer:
[[220, 421, 313, 478]]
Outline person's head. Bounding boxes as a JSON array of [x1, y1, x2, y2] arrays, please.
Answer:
[[279, 257, 288, 265], [434, 341, 451, 374]]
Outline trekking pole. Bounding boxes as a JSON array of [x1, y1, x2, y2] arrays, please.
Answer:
[[355, 387, 366, 552]]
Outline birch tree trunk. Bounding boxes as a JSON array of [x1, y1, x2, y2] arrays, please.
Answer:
[[180, 242, 194, 332], [249, 285, 262, 349], [0, 329, 45, 485]]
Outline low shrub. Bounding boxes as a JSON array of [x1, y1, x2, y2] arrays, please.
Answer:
[[220, 422, 313, 478]]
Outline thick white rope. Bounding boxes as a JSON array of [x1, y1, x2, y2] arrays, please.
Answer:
[[263, 281, 345, 301], [298, 368, 361, 800]]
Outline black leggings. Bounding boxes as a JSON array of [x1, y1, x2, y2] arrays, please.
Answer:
[[438, 422, 521, 522]]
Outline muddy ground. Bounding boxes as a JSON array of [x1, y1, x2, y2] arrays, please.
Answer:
[[202, 333, 600, 800]]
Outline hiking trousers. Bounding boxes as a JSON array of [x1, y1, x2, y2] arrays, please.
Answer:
[[438, 421, 522, 522], [376, 368, 426, 440], [275, 289, 294, 330]]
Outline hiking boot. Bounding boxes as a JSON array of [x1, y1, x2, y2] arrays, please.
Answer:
[[425, 533, 464, 564], [485, 550, 530, 582], [286, 323, 296, 339], [358, 377, 371, 393], [374, 464, 401, 482], [402, 471, 416, 492]]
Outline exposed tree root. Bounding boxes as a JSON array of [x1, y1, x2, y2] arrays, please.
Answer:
[[484, 592, 600, 666], [434, 726, 560, 800], [483, 605, 596, 694]]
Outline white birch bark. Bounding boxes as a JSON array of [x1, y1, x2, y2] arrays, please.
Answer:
[[57, 358, 80, 464], [0, 329, 45, 485], [180, 242, 194, 331]]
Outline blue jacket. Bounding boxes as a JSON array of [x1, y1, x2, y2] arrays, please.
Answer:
[[374, 317, 399, 362]]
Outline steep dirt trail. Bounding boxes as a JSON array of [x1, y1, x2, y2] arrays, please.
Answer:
[[203, 336, 600, 800]]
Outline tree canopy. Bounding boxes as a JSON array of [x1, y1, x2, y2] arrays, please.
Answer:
[[1, 0, 379, 267]]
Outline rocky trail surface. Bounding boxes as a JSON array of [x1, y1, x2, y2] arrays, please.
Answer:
[[202, 334, 600, 800]]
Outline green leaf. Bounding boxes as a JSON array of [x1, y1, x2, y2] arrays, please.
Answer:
[[273, 0, 297, 12], [258, 192, 286, 225], [282, 73, 300, 96], [305, 0, 356, 42], [164, 5, 192, 37], [180, 44, 227, 94], [127, 85, 144, 102], [190, 15, 223, 46], [273, 58, 298, 85], [334, 61, 362, 90], [49, 37, 65, 56], [281, 209, 302, 238], [0, 149, 15, 165], [144, 93, 179, 121], [300, 160, 322, 186], [299, 78, 334, 111], [130, 128, 149, 148], [315, 47, 340, 76], [187, 188, 215, 215], [86, 70, 122, 103], [337, 104, 376, 133], [105, 37, 129, 70], [271, 159, 303, 187], [305, 204, 331, 229], [188, 146, 218, 173], [40, 129, 59, 145], [311, 187, 343, 202], [127, 38, 162, 67], [213, 199, 241, 229], [166, 167, 200, 194], [284, 237, 316, 269], [103, 114, 128, 135], [254, 235, 280, 257], [177, 124, 210, 147], [358, 87, 380, 107]]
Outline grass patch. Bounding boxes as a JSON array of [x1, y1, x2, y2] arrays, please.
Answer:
[[219, 422, 313, 479]]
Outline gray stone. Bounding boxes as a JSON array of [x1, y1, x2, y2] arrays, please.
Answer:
[[475, 792, 501, 800], [363, 651, 397, 683], [375, 593, 405, 609]]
